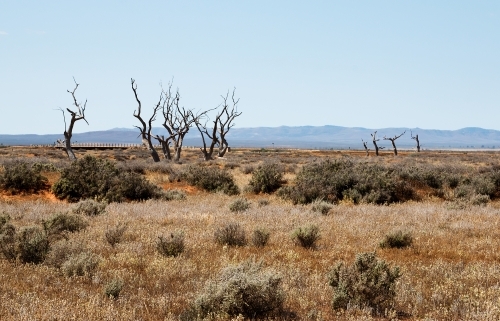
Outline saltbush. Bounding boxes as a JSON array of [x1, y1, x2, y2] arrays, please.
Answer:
[[0, 214, 16, 261], [105, 171, 163, 202], [229, 197, 251, 212], [16, 226, 50, 264], [156, 231, 185, 257], [258, 199, 270, 207], [292, 224, 320, 249], [380, 230, 413, 249], [240, 164, 255, 175], [52, 155, 164, 202], [184, 260, 284, 319], [278, 159, 412, 205], [104, 278, 124, 299], [252, 228, 270, 247], [182, 165, 239, 195], [44, 239, 84, 269], [160, 189, 186, 201], [105, 223, 128, 248], [61, 251, 100, 278], [43, 213, 87, 240], [328, 252, 401, 314], [214, 223, 247, 247], [311, 199, 333, 215], [72, 199, 107, 216], [247, 162, 284, 194], [0, 161, 47, 194]]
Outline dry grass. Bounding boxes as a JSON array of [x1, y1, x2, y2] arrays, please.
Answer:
[[1, 147, 500, 320]]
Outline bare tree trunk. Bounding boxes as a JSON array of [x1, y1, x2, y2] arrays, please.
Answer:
[[371, 131, 383, 156], [155, 136, 172, 160], [144, 138, 160, 162], [174, 134, 185, 162], [131, 78, 161, 162], [158, 82, 206, 162], [362, 139, 369, 156], [64, 133, 77, 160], [218, 136, 229, 157], [411, 131, 421, 152], [390, 140, 398, 156], [384, 131, 406, 156], [58, 78, 89, 161], [216, 89, 241, 158], [197, 123, 218, 161], [162, 142, 172, 160]]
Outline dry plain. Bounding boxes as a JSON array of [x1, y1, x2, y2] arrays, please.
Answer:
[[1, 146, 500, 320]]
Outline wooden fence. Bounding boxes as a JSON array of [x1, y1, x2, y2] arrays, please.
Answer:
[[53, 143, 200, 150]]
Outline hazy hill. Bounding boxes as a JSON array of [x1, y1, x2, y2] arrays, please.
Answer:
[[1, 126, 500, 149]]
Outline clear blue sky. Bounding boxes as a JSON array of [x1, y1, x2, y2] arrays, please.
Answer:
[[1, 1, 499, 134]]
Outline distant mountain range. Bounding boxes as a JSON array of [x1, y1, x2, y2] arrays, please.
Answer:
[[1, 126, 500, 149]]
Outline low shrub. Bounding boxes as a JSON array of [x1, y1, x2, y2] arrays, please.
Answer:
[[278, 159, 412, 205], [160, 189, 186, 201], [292, 224, 320, 249], [311, 199, 333, 215], [222, 161, 239, 169], [61, 251, 100, 278], [396, 164, 444, 189], [44, 239, 84, 269], [72, 199, 107, 216], [105, 171, 164, 202], [446, 174, 461, 189], [258, 199, 270, 207], [52, 155, 164, 202], [16, 226, 50, 264], [470, 193, 490, 205], [470, 175, 496, 197], [328, 252, 401, 315], [183, 259, 284, 319], [105, 223, 128, 248], [31, 162, 58, 172], [52, 156, 117, 202], [182, 165, 239, 195], [43, 213, 87, 240], [0, 212, 10, 228], [0, 214, 16, 261], [380, 230, 413, 249], [229, 198, 251, 212], [214, 223, 247, 247], [104, 278, 124, 299], [240, 164, 255, 175], [156, 231, 185, 257], [0, 161, 47, 194], [252, 228, 270, 247], [247, 162, 284, 194]]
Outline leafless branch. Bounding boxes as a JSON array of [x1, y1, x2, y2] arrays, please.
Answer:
[[411, 130, 421, 152], [56, 78, 89, 160], [383, 131, 406, 156], [131, 78, 161, 162]]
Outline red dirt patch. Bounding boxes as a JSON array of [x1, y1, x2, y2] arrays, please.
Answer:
[[0, 190, 63, 203], [160, 182, 202, 195]]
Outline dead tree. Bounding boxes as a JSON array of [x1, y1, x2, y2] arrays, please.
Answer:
[[362, 139, 370, 156], [370, 131, 384, 156], [58, 78, 89, 160], [216, 89, 241, 157], [156, 82, 204, 162], [131, 78, 161, 162], [154, 134, 174, 160], [411, 130, 421, 152], [384, 131, 406, 156], [194, 88, 241, 160], [194, 111, 219, 161]]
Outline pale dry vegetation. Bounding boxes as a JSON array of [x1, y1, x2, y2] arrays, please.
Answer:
[[1, 147, 500, 320]]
